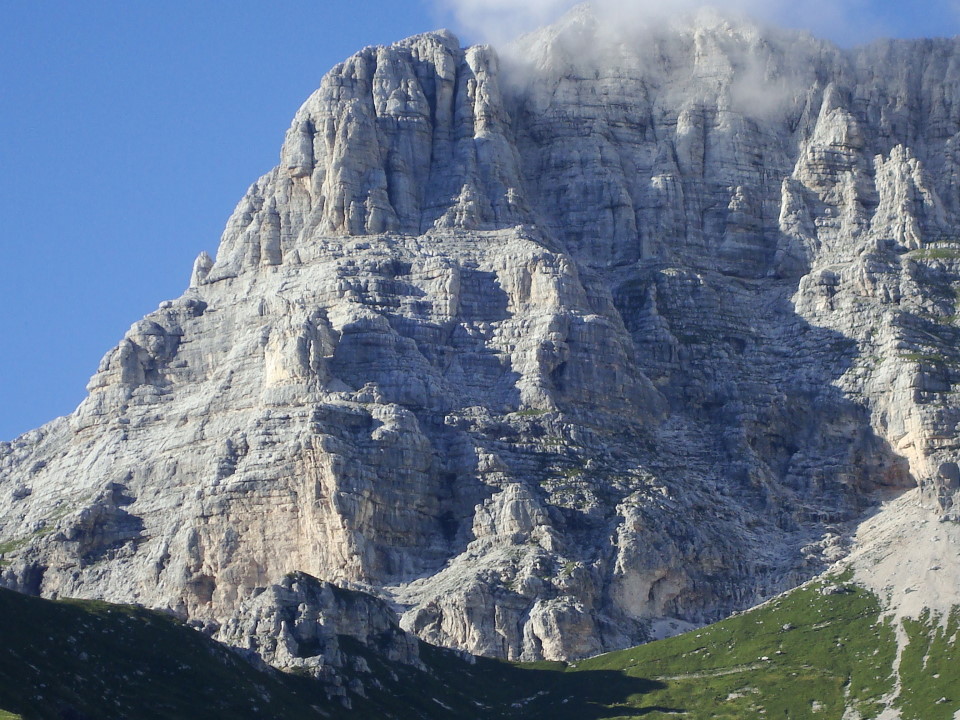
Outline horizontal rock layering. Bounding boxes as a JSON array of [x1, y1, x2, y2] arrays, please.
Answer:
[[3, 6, 960, 662]]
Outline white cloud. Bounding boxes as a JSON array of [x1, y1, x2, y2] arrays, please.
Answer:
[[430, 0, 956, 48], [431, 0, 575, 45]]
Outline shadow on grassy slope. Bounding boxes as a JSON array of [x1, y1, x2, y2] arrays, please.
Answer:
[[4, 575, 958, 720], [339, 635, 671, 719], [0, 587, 336, 720], [475, 660, 674, 718], [0, 587, 670, 720]]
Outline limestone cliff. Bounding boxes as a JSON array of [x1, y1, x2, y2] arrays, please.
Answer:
[[3, 6, 960, 662]]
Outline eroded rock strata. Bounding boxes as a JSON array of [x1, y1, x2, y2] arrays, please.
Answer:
[[4, 7, 960, 662]]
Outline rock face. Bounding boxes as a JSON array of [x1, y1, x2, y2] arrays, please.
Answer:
[[3, 6, 960, 662], [216, 571, 423, 701]]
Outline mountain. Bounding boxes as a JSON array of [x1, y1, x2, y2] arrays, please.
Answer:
[[3, 3, 960, 672]]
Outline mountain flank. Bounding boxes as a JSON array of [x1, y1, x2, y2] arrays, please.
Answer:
[[2, 8, 960, 710]]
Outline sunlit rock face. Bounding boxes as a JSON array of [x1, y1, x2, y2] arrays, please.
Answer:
[[3, 6, 960, 662]]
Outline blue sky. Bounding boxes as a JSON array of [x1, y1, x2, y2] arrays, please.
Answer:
[[2, 1, 960, 441]]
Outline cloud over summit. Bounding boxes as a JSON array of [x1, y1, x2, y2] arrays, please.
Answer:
[[432, 0, 960, 48]]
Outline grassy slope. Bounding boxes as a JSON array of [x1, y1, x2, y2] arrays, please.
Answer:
[[489, 575, 958, 720], [2, 576, 958, 719], [0, 587, 343, 720], [897, 609, 960, 719], [548, 577, 899, 719]]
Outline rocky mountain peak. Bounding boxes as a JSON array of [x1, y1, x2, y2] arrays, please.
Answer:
[[3, 10, 960, 666]]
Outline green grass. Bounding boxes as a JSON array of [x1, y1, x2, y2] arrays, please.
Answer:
[[514, 408, 549, 417], [354, 572, 914, 720], [910, 247, 960, 260], [0, 529, 57, 567], [899, 352, 952, 365], [0, 586, 667, 720], [3, 575, 959, 719], [0, 539, 30, 567], [381, 572, 933, 720], [528, 574, 900, 720], [896, 609, 960, 719], [0, 539, 29, 556], [0, 587, 337, 720]]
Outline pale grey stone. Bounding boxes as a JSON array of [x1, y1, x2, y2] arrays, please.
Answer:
[[3, 7, 960, 666]]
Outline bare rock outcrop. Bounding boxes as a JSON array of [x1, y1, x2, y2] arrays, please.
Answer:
[[4, 6, 960, 664], [216, 571, 421, 700]]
